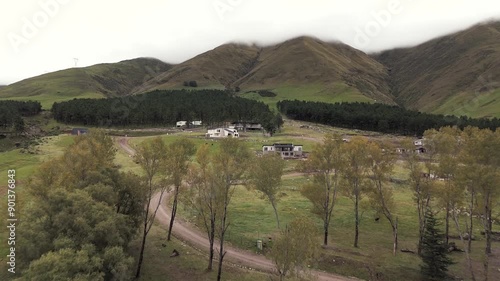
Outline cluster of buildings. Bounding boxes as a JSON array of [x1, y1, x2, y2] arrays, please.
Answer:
[[395, 139, 426, 154], [72, 121, 425, 161], [176, 121, 262, 139], [206, 128, 240, 138], [204, 122, 264, 138], [176, 120, 202, 127], [181, 120, 304, 159]]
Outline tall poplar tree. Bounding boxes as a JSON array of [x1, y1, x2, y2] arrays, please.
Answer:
[[300, 133, 344, 245]]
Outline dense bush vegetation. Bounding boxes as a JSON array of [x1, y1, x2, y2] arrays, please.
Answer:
[[19, 131, 142, 280], [0, 100, 41, 131], [257, 90, 277, 97], [278, 100, 500, 135], [52, 90, 281, 131], [183, 80, 198, 87]]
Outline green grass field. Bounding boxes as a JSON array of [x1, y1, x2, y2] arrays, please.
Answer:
[[431, 89, 500, 118], [136, 130, 498, 281], [130, 224, 271, 281], [0, 133, 75, 198], [175, 174, 499, 281], [0, 135, 74, 187], [2, 121, 499, 280], [123, 127, 499, 280], [239, 83, 374, 109]]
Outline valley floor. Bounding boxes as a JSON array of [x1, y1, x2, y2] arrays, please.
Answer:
[[1, 119, 499, 280]]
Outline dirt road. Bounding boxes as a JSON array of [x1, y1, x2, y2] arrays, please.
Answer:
[[117, 137, 136, 155], [117, 137, 355, 281]]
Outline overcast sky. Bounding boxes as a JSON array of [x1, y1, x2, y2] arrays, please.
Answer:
[[1, 0, 500, 85]]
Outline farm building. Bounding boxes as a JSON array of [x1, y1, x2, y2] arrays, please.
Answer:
[[262, 143, 303, 158], [413, 138, 426, 153], [176, 120, 202, 127], [229, 122, 262, 131], [176, 121, 187, 127], [395, 147, 410, 154], [415, 146, 426, 154], [394, 138, 426, 154], [71, 128, 88, 135], [206, 128, 239, 138], [413, 139, 424, 146], [395, 146, 426, 154]]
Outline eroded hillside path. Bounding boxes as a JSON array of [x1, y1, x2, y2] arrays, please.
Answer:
[[117, 137, 355, 281]]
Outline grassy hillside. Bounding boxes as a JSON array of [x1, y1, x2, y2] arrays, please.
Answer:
[[432, 89, 500, 118], [236, 37, 394, 104], [376, 21, 500, 117], [3, 22, 500, 117], [136, 36, 395, 105], [239, 83, 374, 109], [0, 58, 172, 108], [134, 43, 261, 92]]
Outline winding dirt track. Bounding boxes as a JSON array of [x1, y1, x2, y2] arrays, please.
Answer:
[[117, 137, 355, 281], [118, 137, 136, 155]]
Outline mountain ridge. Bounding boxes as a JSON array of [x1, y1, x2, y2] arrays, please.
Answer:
[[0, 58, 172, 108], [375, 21, 500, 117], [1, 21, 499, 117], [135, 35, 395, 105]]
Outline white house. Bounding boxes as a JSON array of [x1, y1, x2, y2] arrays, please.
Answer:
[[176, 121, 187, 127], [414, 139, 424, 146], [191, 120, 202, 126], [262, 143, 303, 158], [206, 128, 239, 138], [413, 139, 426, 153]]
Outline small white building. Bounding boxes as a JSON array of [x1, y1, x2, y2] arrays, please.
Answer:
[[414, 139, 424, 146], [262, 143, 303, 158], [206, 128, 239, 138], [177, 120, 202, 127], [176, 121, 187, 127]]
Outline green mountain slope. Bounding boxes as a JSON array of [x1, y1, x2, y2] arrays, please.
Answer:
[[134, 44, 261, 92], [235, 36, 394, 104], [137, 36, 395, 105], [3, 21, 500, 116], [0, 58, 172, 108], [376, 21, 500, 117]]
